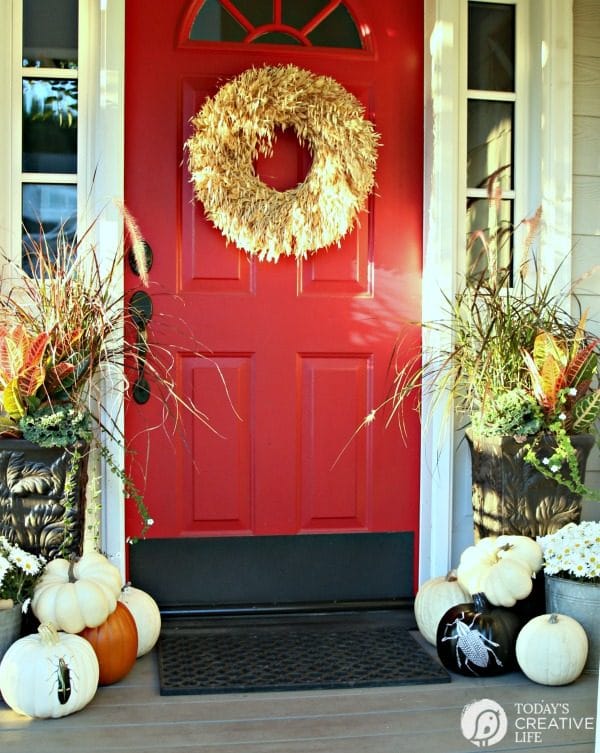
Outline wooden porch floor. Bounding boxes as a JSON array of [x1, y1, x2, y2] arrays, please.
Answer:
[[1, 631, 597, 753]]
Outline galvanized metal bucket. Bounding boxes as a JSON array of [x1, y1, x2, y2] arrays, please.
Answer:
[[545, 575, 599, 673]]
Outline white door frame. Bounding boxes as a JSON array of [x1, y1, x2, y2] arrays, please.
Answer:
[[12, 0, 573, 581]]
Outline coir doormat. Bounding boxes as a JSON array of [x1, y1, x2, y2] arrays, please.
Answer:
[[157, 612, 450, 695]]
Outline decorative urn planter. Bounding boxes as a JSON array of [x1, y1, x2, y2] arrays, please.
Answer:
[[466, 431, 595, 540], [0, 439, 89, 560]]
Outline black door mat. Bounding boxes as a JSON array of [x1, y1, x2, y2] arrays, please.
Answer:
[[157, 610, 450, 695]]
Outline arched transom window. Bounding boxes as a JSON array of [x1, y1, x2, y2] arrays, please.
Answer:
[[186, 0, 365, 49]]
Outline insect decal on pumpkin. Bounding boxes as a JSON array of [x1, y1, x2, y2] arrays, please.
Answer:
[[441, 611, 503, 675], [49, 657, 72, 704]]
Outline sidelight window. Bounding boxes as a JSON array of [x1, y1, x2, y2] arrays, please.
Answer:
[[466, 0, 518, 282], [20, 0, 79, 274]]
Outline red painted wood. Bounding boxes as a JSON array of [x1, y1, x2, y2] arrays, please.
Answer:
[[124, 1, 423, 558]]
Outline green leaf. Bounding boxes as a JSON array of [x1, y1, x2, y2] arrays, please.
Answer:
[[572, 390, 600, 433], [567, 344, 599, 387]]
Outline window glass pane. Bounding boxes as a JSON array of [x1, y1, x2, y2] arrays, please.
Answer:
[[468, 2, 515, 92], [22, 78, 77, 173], [233, 0, 271, 27], [306, 5, 362, 49], [189, 0, 362, 48], [22, 184, 77, 275], [467, 100, 513, 191], [23, 0, 78, 69], [466, 198, 513, 283], [282, 0, 328, 28], [253, 31, 302, 45], [190, 0, 247, 42]]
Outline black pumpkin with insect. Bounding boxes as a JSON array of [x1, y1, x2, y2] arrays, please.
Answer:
[[436, 593, 522, 676]]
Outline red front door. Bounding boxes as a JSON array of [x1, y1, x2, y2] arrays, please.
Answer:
[[124, 1, 423, 587]]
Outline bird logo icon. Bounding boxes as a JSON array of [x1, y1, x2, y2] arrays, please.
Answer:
[[460, 699, 508, 747]]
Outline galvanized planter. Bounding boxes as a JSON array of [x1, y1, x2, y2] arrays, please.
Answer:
[[0, 604, 21, 666], [545, 575, 599, 673], [0, 439, 89, 560], [466, 431, 595, 540]]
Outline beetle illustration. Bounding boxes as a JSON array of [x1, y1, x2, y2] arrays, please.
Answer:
[[440, 611, 503, 674], [47, 656, 72, 704], [436, 593, 520, 677], [56, 657, 72, 704]]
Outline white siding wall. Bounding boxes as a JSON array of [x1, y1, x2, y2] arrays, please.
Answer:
[[573, 0, 600, 519]]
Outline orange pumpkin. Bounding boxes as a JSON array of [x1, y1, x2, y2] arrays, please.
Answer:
[[79, 602, 138, 685]]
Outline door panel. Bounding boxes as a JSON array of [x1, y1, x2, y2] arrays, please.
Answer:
[[124, 0, 423, 591]]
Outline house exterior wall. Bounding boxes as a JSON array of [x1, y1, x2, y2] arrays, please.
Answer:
[[573, 0, 600, 519]]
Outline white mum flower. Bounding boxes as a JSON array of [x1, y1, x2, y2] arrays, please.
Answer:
[[20, 553, 43, 575]]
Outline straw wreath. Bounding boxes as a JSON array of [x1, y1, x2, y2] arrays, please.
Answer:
[[186, 64, 379, 262]]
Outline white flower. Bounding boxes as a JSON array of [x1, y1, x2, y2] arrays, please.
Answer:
[[542, 457, 550, 466], [568, 387, 577, 396], [19, 552, 43, 575], [550, 464, 560, 473], [537, 521, 600, 582], [558, 412, 566, 421], [0, 539, 46, 603], [0, 557, 10, 588]]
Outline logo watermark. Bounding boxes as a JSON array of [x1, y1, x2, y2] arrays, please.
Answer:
[[460, 698, 596, 747], [460, 699, 508, 747]]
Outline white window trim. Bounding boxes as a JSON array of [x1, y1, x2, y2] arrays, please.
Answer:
[[0, 2, 11, 261], [0, 0, 126, 575], [421, 0, 573, 582], [93, 0, 126, 575]]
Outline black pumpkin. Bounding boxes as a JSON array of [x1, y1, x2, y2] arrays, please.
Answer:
[[436, 592, 521, 676]]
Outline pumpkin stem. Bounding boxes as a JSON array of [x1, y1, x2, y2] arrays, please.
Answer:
[[549, 613, 559, 624], [38, 622, 61, 646], [472, 592, 490, 612], [67, 556, 80, 584]]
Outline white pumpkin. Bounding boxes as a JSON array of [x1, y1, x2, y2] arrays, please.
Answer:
[[480, 558, 533, 607], [414, 571, 469, 645], [119, 585, 161, 657], [516, 613, 588, 685], [32, 551, 123, 633], [0, 623, 99, 718], [457, 535, 540, 607], [496, 535, 543, 573], [455, 537, 498, 593]]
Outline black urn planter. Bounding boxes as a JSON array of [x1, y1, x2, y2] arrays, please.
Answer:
[[0, 439, 89, 560], [466, 430, 595, 540]]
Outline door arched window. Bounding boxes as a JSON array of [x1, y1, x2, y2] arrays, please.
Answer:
[[182, 0, 366, 49]]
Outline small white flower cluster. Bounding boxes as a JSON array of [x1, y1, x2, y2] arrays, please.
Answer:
[[0, 536, 46, 606], [537, 521, 600, 582]]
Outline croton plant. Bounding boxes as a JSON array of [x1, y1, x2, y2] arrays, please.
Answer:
[[0, 212, 218, 540]]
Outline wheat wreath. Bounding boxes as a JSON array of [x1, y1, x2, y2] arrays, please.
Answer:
[[186, 64, 379, 262]]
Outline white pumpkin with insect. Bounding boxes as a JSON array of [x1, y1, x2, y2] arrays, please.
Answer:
[[0, 623, 99, 718], [119, 584, 162, 657]]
